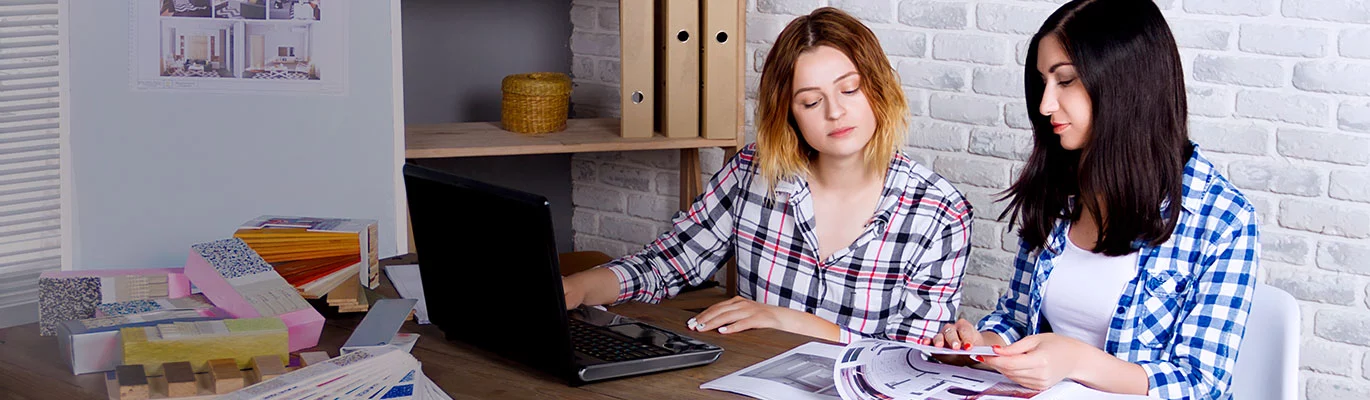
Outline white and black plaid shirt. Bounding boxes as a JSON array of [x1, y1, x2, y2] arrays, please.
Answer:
[[604, 144, 972, 344]]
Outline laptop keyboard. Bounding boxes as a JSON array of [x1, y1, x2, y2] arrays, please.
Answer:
[[569, 319, 673, 362]]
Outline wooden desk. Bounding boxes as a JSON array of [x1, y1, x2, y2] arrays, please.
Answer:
[[0, 292, 812, 399]]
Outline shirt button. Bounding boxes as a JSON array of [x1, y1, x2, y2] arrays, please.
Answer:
[[1116, 307, 1126, 315]]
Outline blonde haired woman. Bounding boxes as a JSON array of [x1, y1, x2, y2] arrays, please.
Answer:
[[563, 7, 972, 343]]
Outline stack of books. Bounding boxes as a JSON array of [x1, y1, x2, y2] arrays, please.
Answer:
[[232, 216, 379, 302]]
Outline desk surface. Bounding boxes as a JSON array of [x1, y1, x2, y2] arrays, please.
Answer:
[[0, 287, 814, 399]]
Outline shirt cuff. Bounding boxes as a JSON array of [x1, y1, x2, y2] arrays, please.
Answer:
[[1136, 359, 1181, 399], [977, 318, 1023, 345], [601, 263, 640, 304]]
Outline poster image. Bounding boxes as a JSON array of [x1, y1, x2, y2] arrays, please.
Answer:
[[133, 0, 346, 94]]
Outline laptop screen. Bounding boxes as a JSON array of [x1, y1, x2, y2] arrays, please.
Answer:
[[403, 164, 575, 381]]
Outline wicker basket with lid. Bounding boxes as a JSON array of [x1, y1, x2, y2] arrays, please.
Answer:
[[500, 72, 572, 134]]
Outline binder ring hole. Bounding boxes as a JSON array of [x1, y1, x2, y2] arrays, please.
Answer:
[[677, 30, 690, 43], [632, 91, 644, 104], [715, 31, 729, 43]]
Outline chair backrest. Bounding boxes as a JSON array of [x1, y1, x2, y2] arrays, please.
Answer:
[[1228, 283, 1299, 400]]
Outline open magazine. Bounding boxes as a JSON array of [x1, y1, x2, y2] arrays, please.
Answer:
[[702, 340, 1151, 400]]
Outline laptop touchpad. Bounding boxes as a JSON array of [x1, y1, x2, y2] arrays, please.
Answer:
[[606, 323, 708, 352]]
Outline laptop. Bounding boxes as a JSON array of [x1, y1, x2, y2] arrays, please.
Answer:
[[403, 164, 723, 386]]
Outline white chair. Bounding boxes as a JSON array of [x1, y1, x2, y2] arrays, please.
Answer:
[[1228, 283, 1299, 400]]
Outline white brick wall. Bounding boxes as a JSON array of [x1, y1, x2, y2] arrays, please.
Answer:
[[568, 1, 1370, 397]]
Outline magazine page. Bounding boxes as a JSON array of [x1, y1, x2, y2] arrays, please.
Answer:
[[700, 341, 846, 400], [834, 339, 1042, 400]]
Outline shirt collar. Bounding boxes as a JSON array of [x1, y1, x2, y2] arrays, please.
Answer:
[[1169, 142, 1213, 216], [773, 152, 912, 228]]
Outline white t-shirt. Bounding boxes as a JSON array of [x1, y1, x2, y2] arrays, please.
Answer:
[[1039, 230, 1139, 350]]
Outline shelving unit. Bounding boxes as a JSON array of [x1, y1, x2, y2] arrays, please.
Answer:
[[403, 0, 746, 296]]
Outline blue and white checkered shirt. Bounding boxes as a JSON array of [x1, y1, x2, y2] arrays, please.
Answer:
[[978, 143, 1260, 399]]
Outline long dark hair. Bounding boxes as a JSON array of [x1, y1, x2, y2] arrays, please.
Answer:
[[1001, 0, 1190, 256]]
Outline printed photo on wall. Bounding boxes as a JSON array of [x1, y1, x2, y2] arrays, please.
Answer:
[[159, 19, 237, 78], [134, 0, 343, 94], [205, 0, 322, 20]]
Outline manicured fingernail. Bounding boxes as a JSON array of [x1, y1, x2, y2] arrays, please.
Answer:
[[718, 326, 728, 333], [962, 343, 972, 350], [993, 345, 1001, 350], [974, 356, 983, 362], [687, 318, 697, 329], [697, 323, 706, 330], [951, 341, 959, 349]]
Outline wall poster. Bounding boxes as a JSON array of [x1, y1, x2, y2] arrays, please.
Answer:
[[130, 0, 348, 94]]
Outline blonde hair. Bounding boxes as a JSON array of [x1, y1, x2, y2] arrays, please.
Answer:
[[755, 7, 908, 191]]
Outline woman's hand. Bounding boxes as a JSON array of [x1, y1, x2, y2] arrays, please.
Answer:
[[689, 296, 795, 334], [979, 333, 1091, 391], [560, 268, 623, 310], [925, 319, 986, 366], [562, 277, 588, 310]]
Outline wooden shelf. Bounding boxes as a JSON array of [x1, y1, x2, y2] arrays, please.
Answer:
[[404, 118, 740, 159]]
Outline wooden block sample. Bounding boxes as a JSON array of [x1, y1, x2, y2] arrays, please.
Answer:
[[115, 364, 149, 400], [161, 361, 197, 398], [250, 355, 286, 382], [207, 358, 244, 394], [325, 278, 360, 306], [297, 351, 330, 367]]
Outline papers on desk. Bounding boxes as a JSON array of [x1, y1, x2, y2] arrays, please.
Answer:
[[221, 346, 450, 400], [701, 342, 843, 400], [704, 339, 1152, 400], [383, 264, 430, 324]]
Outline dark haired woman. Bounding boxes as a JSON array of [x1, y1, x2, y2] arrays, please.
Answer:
[[926, 0, 1259, 398]]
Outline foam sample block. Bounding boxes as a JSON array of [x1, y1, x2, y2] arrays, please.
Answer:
[[37, 268, 191, 336], [120, 317, 289, 376], [183, 238, 324, 351], [57, 308, 228, 375]]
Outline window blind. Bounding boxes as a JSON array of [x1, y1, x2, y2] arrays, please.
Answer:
[[0, 0, 62, 329]]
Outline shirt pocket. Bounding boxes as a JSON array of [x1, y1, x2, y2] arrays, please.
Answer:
[[1134, 270, 1191, 349], [822, 260, 905, 323]]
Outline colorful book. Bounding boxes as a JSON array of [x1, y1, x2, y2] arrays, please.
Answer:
[[183, 238, 324, 351]]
